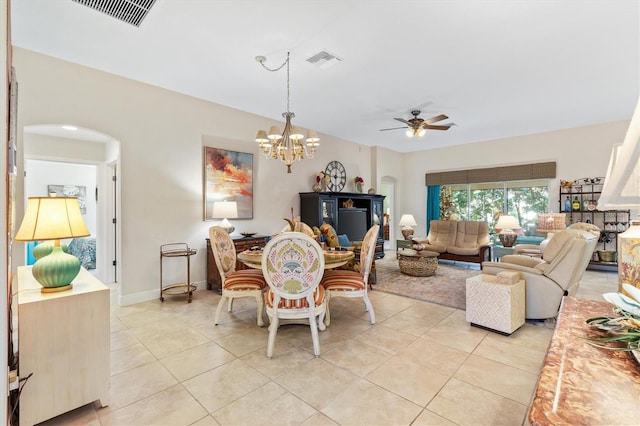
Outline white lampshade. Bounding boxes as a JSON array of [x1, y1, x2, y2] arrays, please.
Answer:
[[212, 201, 238, 234], [212, 201, 238, 219], [255, 130, 269, 143], [495, 215, 520, 231], [398, 214, 417, 240], [305, 130, 320, 145], [398, 214, 417, 227], [267, 126, 282, 140], [597, 97, 640, 210], [15, 197, 90, 241]]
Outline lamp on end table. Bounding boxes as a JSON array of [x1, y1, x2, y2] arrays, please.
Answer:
[[212, 200, 238, 234], [398, 214, 417, 240], [495, 215, 521, 248]]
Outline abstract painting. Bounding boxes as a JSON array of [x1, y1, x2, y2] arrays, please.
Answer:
[[203, 147, 253, 220]]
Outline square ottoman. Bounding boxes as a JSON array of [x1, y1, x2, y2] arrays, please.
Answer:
[[466, 271, 525, 335]]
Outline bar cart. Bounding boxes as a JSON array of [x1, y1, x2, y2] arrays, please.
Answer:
[[160, 243, 198, 303]]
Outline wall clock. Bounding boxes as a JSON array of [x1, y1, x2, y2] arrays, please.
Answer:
[[325, 160, 346, 192]]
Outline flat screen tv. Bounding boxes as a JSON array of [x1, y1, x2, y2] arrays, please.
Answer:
[[338, 208, 368, 241]]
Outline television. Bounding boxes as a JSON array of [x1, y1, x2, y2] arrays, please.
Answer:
[[338, 208, 368, 241]]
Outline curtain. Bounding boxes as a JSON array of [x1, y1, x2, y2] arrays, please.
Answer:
[[426, 185, 440, 234]]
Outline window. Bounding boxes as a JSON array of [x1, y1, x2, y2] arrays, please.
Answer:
[[441, 179, 549, 234]]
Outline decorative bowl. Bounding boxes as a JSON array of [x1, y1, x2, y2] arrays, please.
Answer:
[[241, 232, 257, 237]]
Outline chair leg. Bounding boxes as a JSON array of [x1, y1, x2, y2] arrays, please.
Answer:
[[267, 315, 279, 359], [308, 310, 321, 357], [363, 295, 375, 324], [214, 295, 227, 326], [255, 294, 264, 327], [227, 297, 234, 312], [324, 293, 332, 327]]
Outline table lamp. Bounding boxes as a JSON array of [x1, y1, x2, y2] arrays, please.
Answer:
[[212, 200, 238, 234], [14, 197, 90, 292], [495, 215, 521, 247], [398, 214, 417, 240]]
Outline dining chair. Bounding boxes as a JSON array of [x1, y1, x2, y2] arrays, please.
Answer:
[[261, 232, 326, 358], [321, 224, 379, 326], [209, 226, 267, 327]]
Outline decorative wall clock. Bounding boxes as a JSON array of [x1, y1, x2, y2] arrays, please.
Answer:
[[325, 160, 346, 192]]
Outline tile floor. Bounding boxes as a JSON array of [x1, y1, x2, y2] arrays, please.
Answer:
[[38, 259, 618, 426]]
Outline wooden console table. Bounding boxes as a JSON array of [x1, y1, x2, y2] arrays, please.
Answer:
[[206, 235, 268, 292], [528, 296, 640, 425]]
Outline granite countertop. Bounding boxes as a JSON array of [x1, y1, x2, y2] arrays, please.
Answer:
[[528, 296, 640, 425]]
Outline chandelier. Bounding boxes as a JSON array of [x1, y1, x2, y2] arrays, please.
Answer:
[[254, 52, 319, 173]]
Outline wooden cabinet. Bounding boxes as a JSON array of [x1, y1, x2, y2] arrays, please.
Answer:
[[299, 192, 386, 258], [206, 235, 268, 291], [18, 266, 109, 426], [559, 177, 630, 270]]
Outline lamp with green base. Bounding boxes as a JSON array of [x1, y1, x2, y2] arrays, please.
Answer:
[[14, 197, 90, 293]]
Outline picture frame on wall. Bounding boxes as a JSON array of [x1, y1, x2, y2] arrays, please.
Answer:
[[203, 146, 254, 220], [47, 185, 88, 214]]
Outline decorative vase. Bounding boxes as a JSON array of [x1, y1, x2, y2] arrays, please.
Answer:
[[312, 183, 321, 192], [619, 220, 640, 297], [355, 182, 363, 193]]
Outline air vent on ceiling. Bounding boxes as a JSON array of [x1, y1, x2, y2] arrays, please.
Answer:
[[72, 0, 157, 27], [306, 50, 342, 69]]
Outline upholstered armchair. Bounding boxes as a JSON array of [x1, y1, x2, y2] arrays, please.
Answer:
[[482, 228, 598, 319]]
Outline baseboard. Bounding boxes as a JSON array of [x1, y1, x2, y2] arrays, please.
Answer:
[[117, 279, 207, 306]]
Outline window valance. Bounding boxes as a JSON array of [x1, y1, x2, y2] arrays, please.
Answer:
[[425, 162, 556, 186]]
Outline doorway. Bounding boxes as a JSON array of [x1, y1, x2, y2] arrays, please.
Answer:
[[22, 125, 121, 284]]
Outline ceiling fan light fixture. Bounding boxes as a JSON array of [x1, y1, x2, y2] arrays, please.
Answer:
[[405, 128, 415, 138], [417, 128, 427, 138]]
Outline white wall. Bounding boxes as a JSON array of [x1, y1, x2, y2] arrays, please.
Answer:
[[13, 48, 372, 305]]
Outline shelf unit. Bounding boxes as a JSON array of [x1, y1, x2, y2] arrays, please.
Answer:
[[160, 243, 198, 302], [559, 177, 630, 270], [299, 192, 385, 259]]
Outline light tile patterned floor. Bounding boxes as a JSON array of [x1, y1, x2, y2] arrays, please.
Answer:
[[38, 258, 618, 426]]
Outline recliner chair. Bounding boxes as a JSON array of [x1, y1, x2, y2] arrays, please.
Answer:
[[482, 228, 597, 319]]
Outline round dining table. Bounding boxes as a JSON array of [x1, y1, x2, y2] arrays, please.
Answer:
[[238, 248, 355, 270]]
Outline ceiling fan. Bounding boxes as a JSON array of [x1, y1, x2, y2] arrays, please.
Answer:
[[380, 110, 451, 138]]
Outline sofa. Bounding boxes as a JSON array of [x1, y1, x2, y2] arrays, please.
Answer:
[[413, 220, 491, 266]]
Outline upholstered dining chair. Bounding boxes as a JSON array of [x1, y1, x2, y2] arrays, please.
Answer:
[[209, 226, 267, 327], [261, 232, 326, 358], [321, 224, 379, 326]]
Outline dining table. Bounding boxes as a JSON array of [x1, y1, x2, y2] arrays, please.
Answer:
[[237, 248, 355, 270]]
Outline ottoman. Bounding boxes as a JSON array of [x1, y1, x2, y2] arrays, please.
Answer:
[[466, 271, 525, 335], [397, 250, 439, 277]]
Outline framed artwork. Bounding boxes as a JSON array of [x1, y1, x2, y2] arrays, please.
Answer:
[[203, 147, 254, 220], [47, 184, 87, 214]]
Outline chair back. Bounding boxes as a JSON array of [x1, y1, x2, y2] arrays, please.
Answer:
[[209, 226, 237, 282], [262, 232, 325, 304], [359, 224, 380, 282]]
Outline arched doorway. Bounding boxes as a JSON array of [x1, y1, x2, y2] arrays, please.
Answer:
[[21, 124, 121, 284]]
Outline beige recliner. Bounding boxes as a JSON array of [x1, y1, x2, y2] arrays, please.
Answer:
[[482, 228, 598, 319]]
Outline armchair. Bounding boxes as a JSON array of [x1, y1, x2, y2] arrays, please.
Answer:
[[482, 229, 598, 319]]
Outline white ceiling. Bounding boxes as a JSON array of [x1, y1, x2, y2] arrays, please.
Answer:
[[10, 0, 640, 153]]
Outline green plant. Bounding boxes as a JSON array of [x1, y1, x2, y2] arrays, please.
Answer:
[[585, 284, 640, 351]]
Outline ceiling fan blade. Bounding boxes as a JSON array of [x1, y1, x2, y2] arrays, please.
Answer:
[[424, 124, 451, 131], [379, 126, 408, 131], [393, 118, 410, 125], [425, 114, 448, 124]]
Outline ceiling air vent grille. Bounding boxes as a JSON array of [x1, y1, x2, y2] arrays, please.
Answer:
[[306, 50, 342, 69], [72, 0, 157, 27]]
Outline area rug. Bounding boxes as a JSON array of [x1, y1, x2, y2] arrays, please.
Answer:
[[372, 254, 480, 310]]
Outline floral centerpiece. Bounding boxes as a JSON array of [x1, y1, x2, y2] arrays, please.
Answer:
[[585, 283, 640, 357], [353, 176, 364, 193]]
